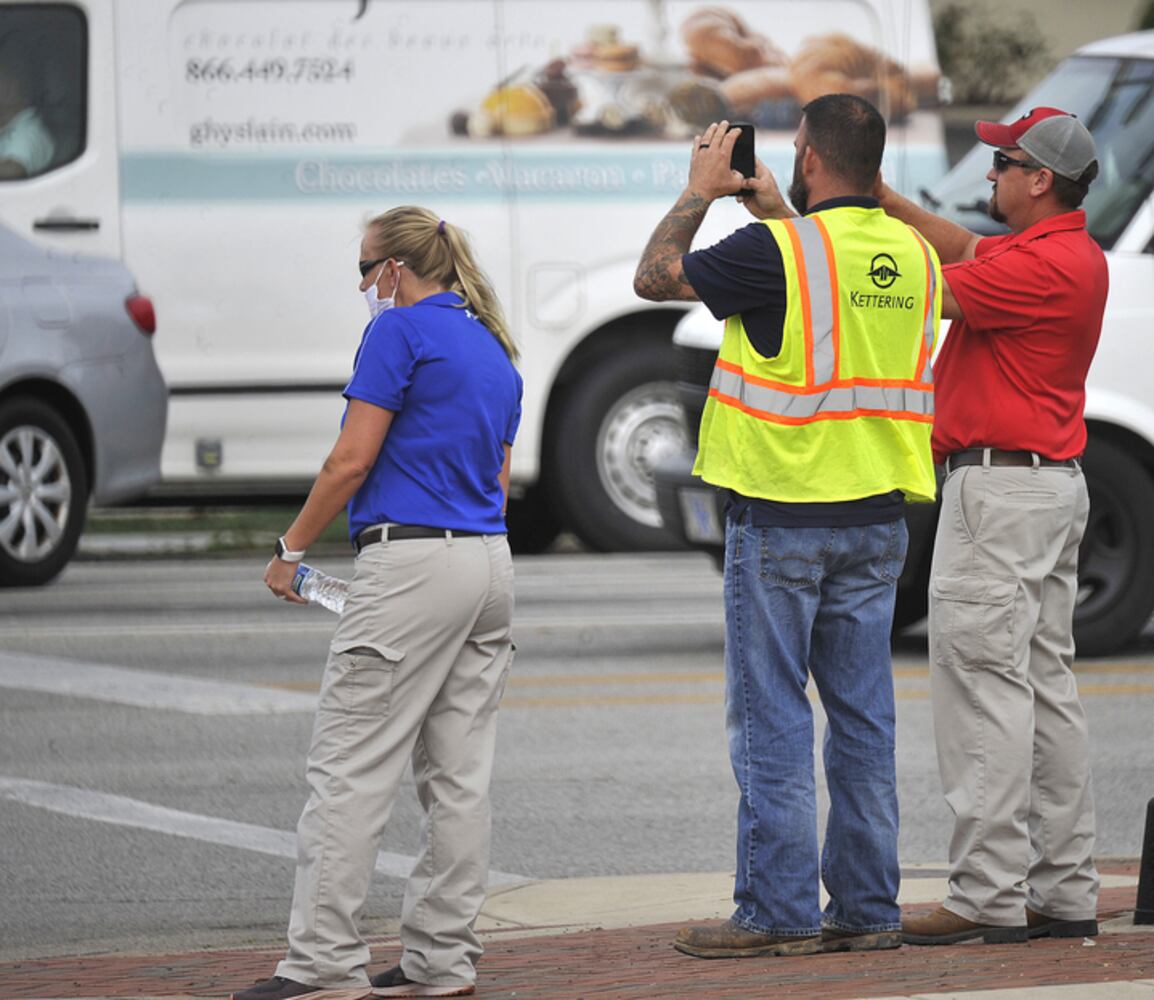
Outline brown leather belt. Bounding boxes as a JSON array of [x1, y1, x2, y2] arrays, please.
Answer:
[[355, 524, 481, 552], [945, 448, 1081, 473]]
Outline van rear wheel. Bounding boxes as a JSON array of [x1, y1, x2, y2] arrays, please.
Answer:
[[549, 340, 688, 551]]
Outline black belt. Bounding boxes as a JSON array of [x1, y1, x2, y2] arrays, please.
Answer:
[[945, 448, 1081, 473], [355, 524, 481, 552]]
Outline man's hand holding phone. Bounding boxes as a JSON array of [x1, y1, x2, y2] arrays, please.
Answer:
[[689, 120, 752, 202], [738, 158, 796, 220]]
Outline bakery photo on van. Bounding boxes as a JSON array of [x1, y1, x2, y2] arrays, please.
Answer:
[[0, 0, 947, 578]]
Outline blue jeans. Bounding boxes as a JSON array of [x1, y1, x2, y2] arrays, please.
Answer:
[[724, 512, 907, 936]]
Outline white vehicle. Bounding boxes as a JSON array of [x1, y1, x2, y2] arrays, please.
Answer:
[[0, 0, 946, 551], [657, 29, 1154, 656]]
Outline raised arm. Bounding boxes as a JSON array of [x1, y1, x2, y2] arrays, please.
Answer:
[[634, 121, 747, 302], [876, 179, 981, 265]]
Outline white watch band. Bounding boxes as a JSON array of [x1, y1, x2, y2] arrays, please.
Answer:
[[275, 536, 307, 562]]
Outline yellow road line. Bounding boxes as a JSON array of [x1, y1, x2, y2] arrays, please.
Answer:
[[507, 671, 722, 687]]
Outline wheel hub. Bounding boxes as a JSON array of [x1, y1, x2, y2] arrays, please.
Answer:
[[0, 425, 72, 562], [596, 382, 687, 528]]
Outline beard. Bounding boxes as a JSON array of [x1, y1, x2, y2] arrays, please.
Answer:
[[987, 186, 1006, 224], [786, 144, 809, 215], [788, 173, 809, 216]]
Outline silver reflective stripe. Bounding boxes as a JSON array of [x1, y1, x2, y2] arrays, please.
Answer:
[[709, 364, 934, 420], [788, 218, 836, 383], [909, 228, 937, 382]]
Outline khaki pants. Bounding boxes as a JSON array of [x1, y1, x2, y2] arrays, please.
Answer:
[[276, 532, 515, 989], [929, 461, 1098, 926]]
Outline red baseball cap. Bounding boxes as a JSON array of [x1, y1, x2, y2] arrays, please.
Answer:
[[975, 107, 1098, 182]]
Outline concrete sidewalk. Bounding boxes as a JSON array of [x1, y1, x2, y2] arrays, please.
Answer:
[[2, 861, 1151, 999]]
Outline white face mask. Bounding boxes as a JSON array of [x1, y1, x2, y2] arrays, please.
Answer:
[[364, 260, 404, 319]]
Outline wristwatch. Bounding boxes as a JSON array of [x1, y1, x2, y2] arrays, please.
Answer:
[[274, 536, 307, 562]]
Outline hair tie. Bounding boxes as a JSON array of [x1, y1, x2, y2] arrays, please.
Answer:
[[437, 219, 447, 235]]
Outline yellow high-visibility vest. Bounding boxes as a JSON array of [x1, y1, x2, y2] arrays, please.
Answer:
[[694, 206, 941, 504]]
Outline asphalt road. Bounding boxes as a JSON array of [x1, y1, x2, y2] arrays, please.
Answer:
[[1, 551, 1151, 961]]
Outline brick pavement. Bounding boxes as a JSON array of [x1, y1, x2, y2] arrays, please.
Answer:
[[1, 866, 1150, 999]]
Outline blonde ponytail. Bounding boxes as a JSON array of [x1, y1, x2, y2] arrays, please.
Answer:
[[363, 206, 519, 362]]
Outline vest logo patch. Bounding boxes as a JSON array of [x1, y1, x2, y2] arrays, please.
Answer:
[[868, 253, 901, 289]]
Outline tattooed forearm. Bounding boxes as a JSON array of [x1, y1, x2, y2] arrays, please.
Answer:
[[633, 191, 711, 301]]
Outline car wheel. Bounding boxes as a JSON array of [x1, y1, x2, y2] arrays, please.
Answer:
[[0, 397, 88, 587], [1074, 436, 1154, 657], [893, 492, 942, 631], [506, 482, 563, 554], [549, 339, 689, 551]]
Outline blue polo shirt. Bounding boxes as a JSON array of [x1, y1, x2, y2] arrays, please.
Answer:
[[343, 291, 523, 539]]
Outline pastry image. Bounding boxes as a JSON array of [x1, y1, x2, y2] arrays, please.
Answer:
[[534, 58, 580, 126], [665, 77, 732, 130], [790, 33, 916, 121], [719, 64, 794, 113], [680, 6, 788, 79], [466, 81, 556, 137], [571, 24, 640, 72]]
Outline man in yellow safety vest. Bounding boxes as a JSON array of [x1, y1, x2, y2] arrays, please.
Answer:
[[633, 94, 941, 958]]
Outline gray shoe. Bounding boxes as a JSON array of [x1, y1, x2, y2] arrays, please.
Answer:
[[673, 919, 822, 958], [228, 976, 319, 1000], [369, 964, 475, 997]]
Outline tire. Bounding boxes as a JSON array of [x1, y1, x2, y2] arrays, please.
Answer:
[[0, 397, 89, 587], [893, 480, 944, 632], [505, 483, 563, 554], [1073, 436, 1154, 657], [548, 339, 689, 551]]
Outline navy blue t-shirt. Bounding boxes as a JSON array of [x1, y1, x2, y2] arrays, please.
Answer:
[[681, 197, 904, 527], [343, 292, 523, 538]]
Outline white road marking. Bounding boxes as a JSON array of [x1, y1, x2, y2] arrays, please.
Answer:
[[0, 652, 318, 715], [0, 607, 725, 641], [0, 776, 525, 886]]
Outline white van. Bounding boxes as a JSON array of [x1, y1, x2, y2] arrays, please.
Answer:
[[657, 29, 1154, 656], [0, 0, 946, 552]]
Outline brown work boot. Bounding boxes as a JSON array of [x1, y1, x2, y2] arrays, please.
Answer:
[[820, 926, 902, 952], [673, 919, 822, 958], [902, 905, 1027, 945], [1026, 906, 1099, 939]]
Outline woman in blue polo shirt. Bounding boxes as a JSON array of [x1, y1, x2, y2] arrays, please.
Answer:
[[242, 206, 522, 1000]]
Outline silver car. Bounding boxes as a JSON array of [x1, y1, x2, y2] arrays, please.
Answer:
[[0, 222, 167, 585]]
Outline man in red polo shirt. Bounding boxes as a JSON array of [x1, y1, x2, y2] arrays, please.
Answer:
[[877, 107, 1107, 945]]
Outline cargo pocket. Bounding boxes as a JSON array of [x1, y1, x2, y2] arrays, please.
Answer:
[[931, 574, 1017, 670], [319, 640, 406, 717]]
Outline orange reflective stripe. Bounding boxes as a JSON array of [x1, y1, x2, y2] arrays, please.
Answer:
[[908, 227, 937, 382], [712, 357, 931, 395], [782, 219, 815, 386], [709, 386, 934, 426], [811, 214, 840, 381], [709, 362, 933, 422]]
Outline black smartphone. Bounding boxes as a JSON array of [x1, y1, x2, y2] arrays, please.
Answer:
[[729, 122, 755, 180]]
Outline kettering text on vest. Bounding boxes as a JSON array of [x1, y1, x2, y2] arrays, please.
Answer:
[[849, 292, 918, 309]]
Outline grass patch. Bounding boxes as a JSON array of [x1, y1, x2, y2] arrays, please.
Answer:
[[85, 505, 352, 553]]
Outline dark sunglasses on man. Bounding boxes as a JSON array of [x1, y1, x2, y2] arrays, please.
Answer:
[[993, 150, 1041, 173]]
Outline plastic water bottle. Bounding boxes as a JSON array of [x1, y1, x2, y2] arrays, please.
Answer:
[[291, 563, 349, 614]]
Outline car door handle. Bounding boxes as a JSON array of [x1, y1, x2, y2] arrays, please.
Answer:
[[33, 217, 101, 231]]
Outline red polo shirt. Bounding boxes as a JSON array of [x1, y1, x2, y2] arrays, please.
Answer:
[[932, 210, 1108, 463]]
